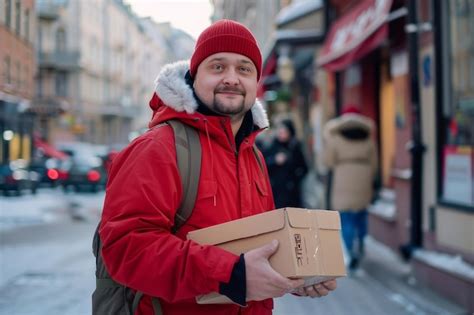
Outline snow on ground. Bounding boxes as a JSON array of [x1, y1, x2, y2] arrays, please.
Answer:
[[0, 189, 104, 232], [414, 249, 474, 281], [0, 191, 66, 231]]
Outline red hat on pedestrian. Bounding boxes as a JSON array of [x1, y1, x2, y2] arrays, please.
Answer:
[[190, 19, 262, 80], [342, 105, 362, 115]]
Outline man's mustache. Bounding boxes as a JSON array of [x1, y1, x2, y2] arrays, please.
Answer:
[[215, 87, 245, 95]]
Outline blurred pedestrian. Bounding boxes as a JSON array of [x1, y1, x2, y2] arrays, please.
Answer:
[[323, 105, 378, 271], [265, 119, 308, 208], [97, 19, 337, 315]]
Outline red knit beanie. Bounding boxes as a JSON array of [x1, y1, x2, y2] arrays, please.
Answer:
[[190, 19, 262, 80]]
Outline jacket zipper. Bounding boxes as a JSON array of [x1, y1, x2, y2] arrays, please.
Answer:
[[220, 118, 237, 155], [220, 118, 242, 216]]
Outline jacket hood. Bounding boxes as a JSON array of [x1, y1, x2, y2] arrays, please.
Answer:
[[149, 61, 269, 130], [324, 113, 374, 138]]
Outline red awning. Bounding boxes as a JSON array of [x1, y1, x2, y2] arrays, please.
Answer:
[[34, 137, 68, 160], [317, 0, 392, 72], [257, 52, 278, 98]]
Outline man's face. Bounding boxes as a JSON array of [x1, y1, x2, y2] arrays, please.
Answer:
[[193, 52, 258, 119]]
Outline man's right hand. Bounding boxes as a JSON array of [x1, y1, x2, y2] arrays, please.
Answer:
[[244, 240, 305, 301]]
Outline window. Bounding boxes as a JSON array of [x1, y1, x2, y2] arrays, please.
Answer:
[[15, 0, 20, 35], [55, 72, 68, 97], [55, 29, 66, 52], [15, 61, 20, 88], [37, 71, 43, 98], [440, 0, 474, 207], [24, 65, 29, 90], [5, 0, 11, 28], [4, 56, 11, 84], [24, 9, 29, 41]]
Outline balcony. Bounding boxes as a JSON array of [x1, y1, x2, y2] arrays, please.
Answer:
[[97, 102, 140, 118], [37, 1, 62, 20], [30, 97, 69, 116], [38, 51, 80, 70]]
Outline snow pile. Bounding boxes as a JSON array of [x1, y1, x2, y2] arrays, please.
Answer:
[[368, 200, 396, 220], [413, 249, 474, 281]]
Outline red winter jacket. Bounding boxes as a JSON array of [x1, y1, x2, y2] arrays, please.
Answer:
[[100, 61, 275, 315]]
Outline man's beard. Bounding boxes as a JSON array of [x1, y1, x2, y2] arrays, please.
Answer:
[[212, 97, 246, 116], [211, 86, 247, 116]]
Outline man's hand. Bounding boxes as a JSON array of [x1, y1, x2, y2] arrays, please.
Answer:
[[294, 279, 337, 298], [244, 240, 305, 301]]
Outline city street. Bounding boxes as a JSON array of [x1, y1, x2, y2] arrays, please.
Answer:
[[1, 0, 474, 313], [0, 189, 466, 314]]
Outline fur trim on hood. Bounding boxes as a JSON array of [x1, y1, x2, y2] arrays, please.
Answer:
[[324, 113, 374, 139], [153, 61, 269, 129]]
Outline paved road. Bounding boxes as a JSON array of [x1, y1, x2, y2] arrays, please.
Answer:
[[0, 220, 97, 315], [0, 190, 467, 314], [0, 189, 102, 315]]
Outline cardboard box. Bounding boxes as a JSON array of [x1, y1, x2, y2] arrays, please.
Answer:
[[187, 207, 346, 304]]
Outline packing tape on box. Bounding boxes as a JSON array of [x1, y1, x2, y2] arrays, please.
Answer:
[[310, 209, 324, 276]]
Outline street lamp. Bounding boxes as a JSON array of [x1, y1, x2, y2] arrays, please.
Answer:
[[3, 130, 14, 141], [277, 45, 295, 85], [277, 55, 295, 85]]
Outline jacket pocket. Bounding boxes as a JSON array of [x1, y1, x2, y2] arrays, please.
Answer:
[[254, 178, 268, 197], [253, 178, 270, 211], [196, 180, 217, 206]]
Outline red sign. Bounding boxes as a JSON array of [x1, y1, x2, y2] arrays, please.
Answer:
[[317, 0, 392, 71]]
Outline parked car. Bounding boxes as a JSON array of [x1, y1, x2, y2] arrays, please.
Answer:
[[0, 159, 40, 196], [29, 157, 64, 187], [56, 142, 107, 192], [60, 155, 106, 192]]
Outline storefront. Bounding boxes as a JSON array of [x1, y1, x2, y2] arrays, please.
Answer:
[[258, 0, 326, 165], [317, 0, 414, 249], [436, 0, 474, 209], [315, 0, 474, 311], [0, 95, 34, 164], [411, 1, 474, 312]]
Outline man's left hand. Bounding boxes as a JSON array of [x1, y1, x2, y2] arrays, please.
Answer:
[[294, 279, 337, 298]]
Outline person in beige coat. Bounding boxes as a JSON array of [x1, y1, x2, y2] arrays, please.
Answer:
[[323, 106, 378, 271]]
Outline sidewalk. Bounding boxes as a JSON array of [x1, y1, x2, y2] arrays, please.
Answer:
[[288, 171, 468, 314], [274, 236, 467, 315], [358, 236, 466, 314]]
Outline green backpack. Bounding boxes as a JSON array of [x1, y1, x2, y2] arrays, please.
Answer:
[[92, 120, 265, 315], [92, 120, 201, 315]]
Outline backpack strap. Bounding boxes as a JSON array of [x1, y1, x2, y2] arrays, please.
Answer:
[[131, 121, 200, 314], [151, 298, 163, 314], [131, 291, 144, 314], [131, 292, 162, 315], [167, 120, 201, 233]]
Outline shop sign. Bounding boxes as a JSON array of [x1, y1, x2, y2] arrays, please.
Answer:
[[318, 0, 392, 67], [442, 145, 473, 205]]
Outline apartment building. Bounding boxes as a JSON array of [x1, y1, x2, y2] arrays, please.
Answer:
[[35, 0, 194, 145]]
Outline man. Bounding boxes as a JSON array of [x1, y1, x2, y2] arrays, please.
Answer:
[[323, 105, 378, 271], [99, 19, 337, 314]]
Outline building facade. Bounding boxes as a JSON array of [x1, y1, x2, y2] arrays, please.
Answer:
[[35, 0, 195, 146], [316, 0, 473, 312], [211, 0, 284, 54], [414, 0, 474, 311], [212, 0, 326, 171], [0, 0, 36, 164]]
